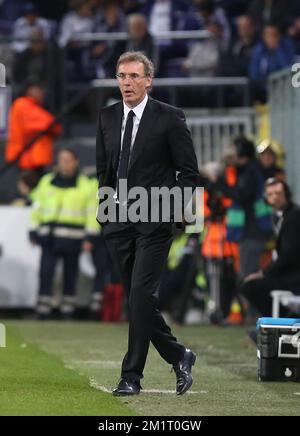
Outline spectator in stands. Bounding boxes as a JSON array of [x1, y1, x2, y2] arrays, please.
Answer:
[[256, 139, 286, 180], [180, 0, 231, 78], [183, 0, 231, 50], [216, 136, 273, 280], [12, 28, 49, 92], [29, 148, 99, 320], [143, 0, 188, 37], [249, 24, 295, 102], [126, 14, 158, 67], [58, 0, 94, 81], [5, 81, 62, 176], [12, 2, 51, 53], [248, 0, 294, 34], [219, 15, 258, 77], [182, 20, 222, 77], [91, 0, 127, 78], [242, 178, 300, 317], [142, 0, 189, 76], [58, 0, 93, 48], [93, 0, 127, 36], [287, 17, 300, 56]]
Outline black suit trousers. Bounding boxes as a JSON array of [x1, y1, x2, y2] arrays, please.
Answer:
[[103, 221, 186, 383]]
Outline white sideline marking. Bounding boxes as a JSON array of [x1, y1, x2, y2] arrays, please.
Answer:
[[89, 378, 203, 395], [294, 393, 300, 396], [72, 360, 119, 368]]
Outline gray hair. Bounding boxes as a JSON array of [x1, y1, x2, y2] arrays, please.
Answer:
[[116, 51, 154, 78]]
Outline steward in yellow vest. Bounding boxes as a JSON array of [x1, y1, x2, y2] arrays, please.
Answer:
[[29, 148, 99, 319]]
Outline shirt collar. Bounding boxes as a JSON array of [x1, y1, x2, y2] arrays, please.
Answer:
[[275, 210, 283, 217], [123, 94, 148, 121]]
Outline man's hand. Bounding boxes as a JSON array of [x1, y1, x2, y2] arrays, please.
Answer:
[[244, 270, 264, 282]]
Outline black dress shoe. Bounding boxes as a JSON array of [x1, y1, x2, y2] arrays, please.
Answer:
[[172, 349, 196, 395], [112, 379, 141, 396]]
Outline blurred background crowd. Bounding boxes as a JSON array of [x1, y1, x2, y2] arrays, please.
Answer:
[[1, 0, 300, 102]]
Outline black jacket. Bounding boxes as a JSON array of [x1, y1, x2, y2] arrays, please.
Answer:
[[96, 97, 200, 231], [263, 203, 300, 282]]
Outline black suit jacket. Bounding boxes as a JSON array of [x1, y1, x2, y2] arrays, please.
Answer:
[[96, 97, 200, 233], [263, 203, 300, 284]]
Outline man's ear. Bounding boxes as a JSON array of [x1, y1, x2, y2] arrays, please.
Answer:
[[146, 77, 153, 90]]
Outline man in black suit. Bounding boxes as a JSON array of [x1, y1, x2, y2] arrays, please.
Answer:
[[96, 51, 199, 396], [242, 178, 300, 317]]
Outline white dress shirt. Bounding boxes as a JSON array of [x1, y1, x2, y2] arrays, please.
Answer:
[[115, 94, 148, 201], [121, 93, 148, 153]]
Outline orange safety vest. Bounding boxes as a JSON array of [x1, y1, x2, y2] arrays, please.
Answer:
[[5, 96, 62, 170], [202, 166, 239, 269]]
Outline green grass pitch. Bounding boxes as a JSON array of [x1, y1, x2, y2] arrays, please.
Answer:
[[1, 321, 300, 416]]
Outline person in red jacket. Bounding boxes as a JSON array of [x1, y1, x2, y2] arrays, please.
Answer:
[[5, 82, 62, 175]]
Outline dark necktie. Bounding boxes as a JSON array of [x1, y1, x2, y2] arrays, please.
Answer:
[[117, 110, 134, 183]]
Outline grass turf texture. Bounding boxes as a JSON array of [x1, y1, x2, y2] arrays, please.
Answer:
[[0, 325, 133, 416], [2, 321, 300, 416]]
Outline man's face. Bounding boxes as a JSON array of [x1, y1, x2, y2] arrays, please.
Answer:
[[263, 26, 281, 50], [259, 149, 276, 168], [117, 61, 152, 108], [78, 4, 92, 18], [129, 19, 147, 40], [25, 13, 37, 25], [105, 5, 118, 26], [27, 85, 45, 104], [30, 29, 45, 53], [265, 183, 288, 210], [237, 16, 254, 40], [57, 151, 78, 177], [233, 147, 249, 166]]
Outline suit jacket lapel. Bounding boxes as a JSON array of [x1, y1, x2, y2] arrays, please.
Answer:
[[111, 102, 123, 171], [128, 98, 159, 174]]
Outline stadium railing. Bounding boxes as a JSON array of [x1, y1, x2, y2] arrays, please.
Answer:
[[187, 114, 253, 164], [269, 67, 300, 204], [61, 30, 250, 108]]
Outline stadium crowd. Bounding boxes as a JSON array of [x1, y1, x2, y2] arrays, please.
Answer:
[[1, 0, 300, 102]]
